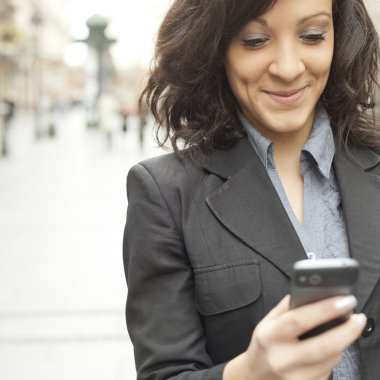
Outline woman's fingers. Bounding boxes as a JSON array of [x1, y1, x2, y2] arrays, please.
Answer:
[[273, 295, 359, 340], [251, 313, 364, 379], [296, 313, 366, 363], [246, 295, 365, 380], [271, 313, 366, 371]]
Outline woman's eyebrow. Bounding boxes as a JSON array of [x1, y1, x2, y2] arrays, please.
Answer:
[[297, 11, 332, 25]]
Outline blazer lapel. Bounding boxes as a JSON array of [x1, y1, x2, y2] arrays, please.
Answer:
[[203, 138, 306, 277], [202, 139, 380, 306], [334, 148, 380, 311]]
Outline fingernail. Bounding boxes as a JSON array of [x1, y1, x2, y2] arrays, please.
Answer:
[[334, 295, 357, 310], [353, 313, 367, 327]]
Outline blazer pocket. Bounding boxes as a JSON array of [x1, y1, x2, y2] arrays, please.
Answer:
[[194, 260, 261, 316]]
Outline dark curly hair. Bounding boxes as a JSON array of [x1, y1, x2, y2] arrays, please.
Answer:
[[141, 0, 380, 162]]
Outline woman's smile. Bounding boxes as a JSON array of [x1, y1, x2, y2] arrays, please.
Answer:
[[264, 86, 308, 105]]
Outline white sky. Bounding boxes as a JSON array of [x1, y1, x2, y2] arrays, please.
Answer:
[[66, 0, 172, 68]]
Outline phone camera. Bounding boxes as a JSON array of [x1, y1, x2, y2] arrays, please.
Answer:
[[298, 275, 307, 283], [309, 274, 322, 285]]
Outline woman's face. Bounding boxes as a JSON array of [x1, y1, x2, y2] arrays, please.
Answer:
[[225, 0, 334, 140]]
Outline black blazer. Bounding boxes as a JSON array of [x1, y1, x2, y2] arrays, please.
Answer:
[[123, 137, 380, 380]]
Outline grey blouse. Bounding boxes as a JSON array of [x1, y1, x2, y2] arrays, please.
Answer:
[[239, 103, 361, 379]]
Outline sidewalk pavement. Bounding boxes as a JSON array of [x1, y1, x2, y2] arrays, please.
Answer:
[[0, 108, 164, 379]]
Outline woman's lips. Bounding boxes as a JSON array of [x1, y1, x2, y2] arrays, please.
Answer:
[[266, 86, 307, 104]]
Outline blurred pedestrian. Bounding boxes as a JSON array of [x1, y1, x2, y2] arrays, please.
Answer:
[[1, 95, 16, 156], [137, 101, 149, 150], [121, 110, 128, 134], [97, 89, 121, 150]]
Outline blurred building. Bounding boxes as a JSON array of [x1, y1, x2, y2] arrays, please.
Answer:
[[0, 0, 72, 109]]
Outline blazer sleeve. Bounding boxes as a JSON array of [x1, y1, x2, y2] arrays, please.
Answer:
[[123, 163, 227, 380]]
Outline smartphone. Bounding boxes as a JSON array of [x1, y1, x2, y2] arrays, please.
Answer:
[[290, 258, 359, 339]]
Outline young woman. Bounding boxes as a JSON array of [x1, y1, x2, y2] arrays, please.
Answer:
[[123, 0, 380, 379]]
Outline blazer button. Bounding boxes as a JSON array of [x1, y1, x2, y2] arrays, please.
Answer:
[[362, 317, 375, 337]]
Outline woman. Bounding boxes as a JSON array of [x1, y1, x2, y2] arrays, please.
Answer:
[[123, 0, 380, 379]]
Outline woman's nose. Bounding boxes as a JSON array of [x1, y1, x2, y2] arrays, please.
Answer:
[[268, 45, 306, 82]]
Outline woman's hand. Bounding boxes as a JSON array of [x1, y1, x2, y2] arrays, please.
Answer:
[[223, 295, 366, 380]]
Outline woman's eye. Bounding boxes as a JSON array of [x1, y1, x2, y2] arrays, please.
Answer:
[[241, 37, 269, 48], [301, 33, 326, 43]]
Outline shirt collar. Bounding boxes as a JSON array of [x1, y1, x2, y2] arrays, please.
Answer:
[[302, 103, 335, 178], [239, 102, 335, 178], [239, 112, 275, 169]]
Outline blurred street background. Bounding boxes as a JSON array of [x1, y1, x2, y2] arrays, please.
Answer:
[[0, 0, 170, 379], [0, 1, 380, 379]]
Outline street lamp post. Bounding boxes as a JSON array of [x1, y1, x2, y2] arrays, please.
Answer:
[[31, 8, 43, 139], [78, 15, 116, 127]]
